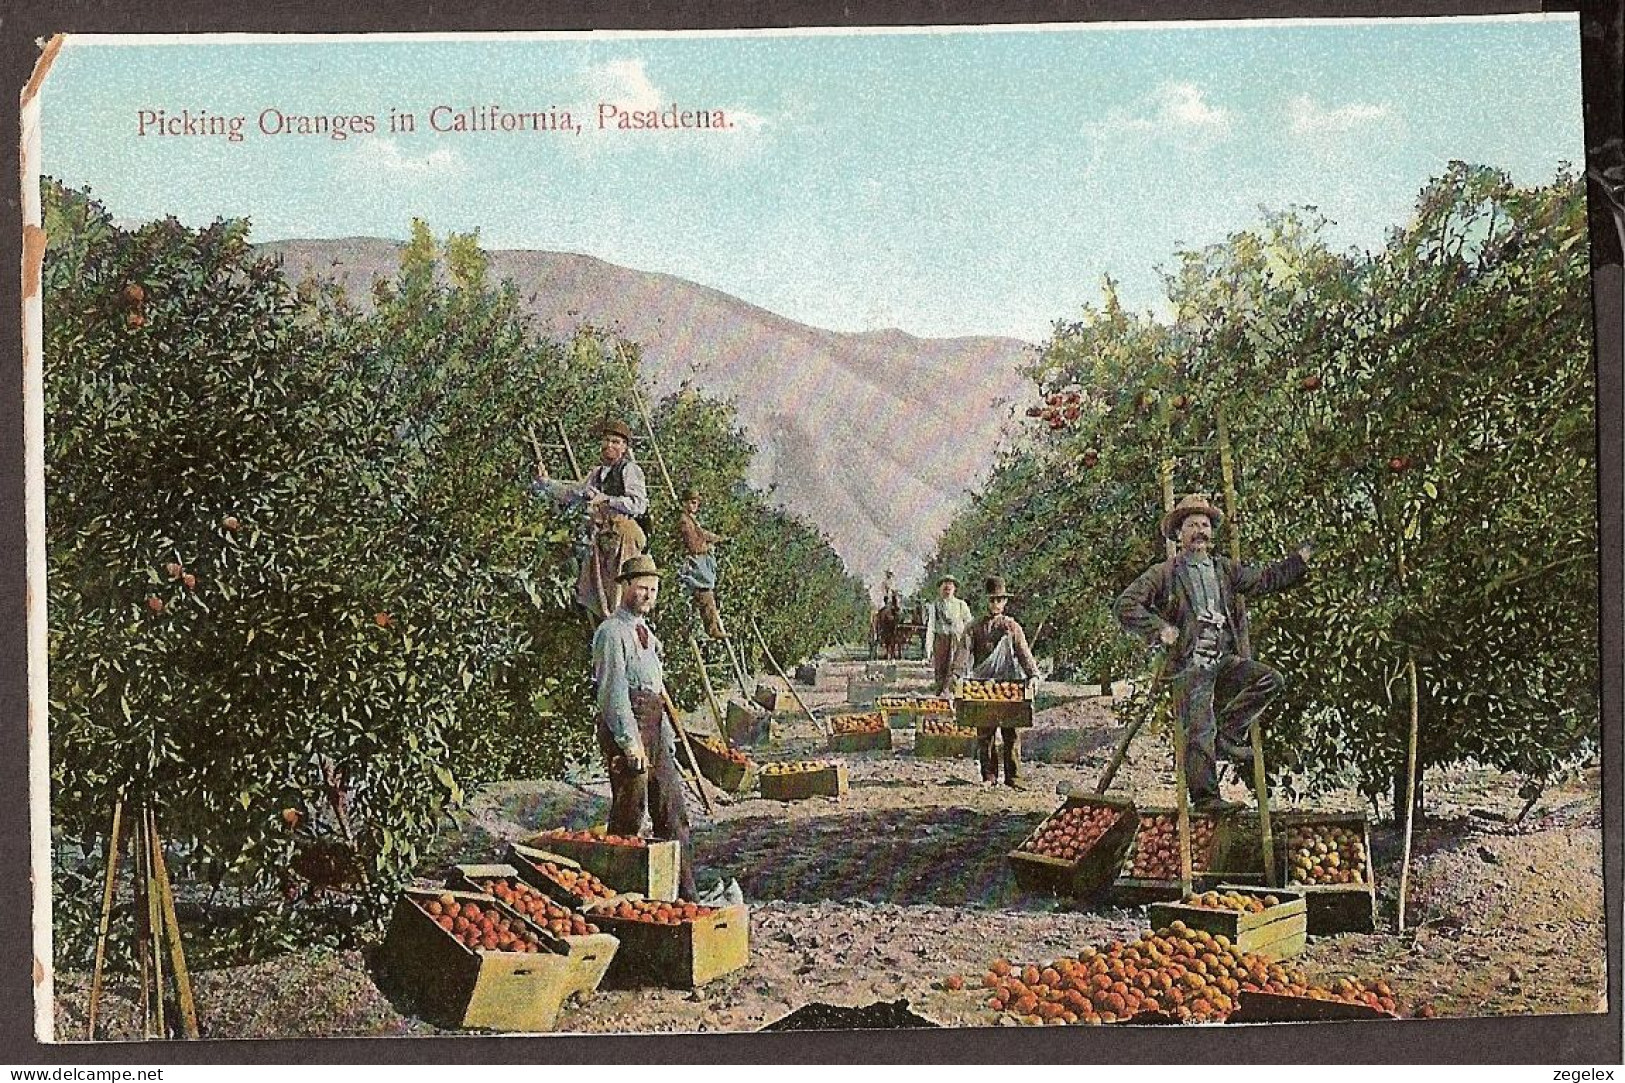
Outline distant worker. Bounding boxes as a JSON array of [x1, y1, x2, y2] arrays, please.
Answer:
[[591, 555, 697, 901], [1114, 493, 1313, 814], [967, 576, 1042, 788], [873, 595, 902, 661], [676, 487, 729, 639], [926, 574, 974, 695], [534, 419, 650, 621]]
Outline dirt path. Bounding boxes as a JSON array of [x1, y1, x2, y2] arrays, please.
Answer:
[[50, 657, 1606, 1039]]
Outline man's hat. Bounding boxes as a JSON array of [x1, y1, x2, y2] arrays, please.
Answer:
[[1162, 493, 1225, 540], [616, 554, 661, 582], [600, 418, 636, 443], [938, 574, 959, 587], [682, 487, 702, 503], [984, 576, 1014, 599]]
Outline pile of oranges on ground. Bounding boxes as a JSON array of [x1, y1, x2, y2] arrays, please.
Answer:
[[830, 712, 886, 735], [473, 877, 600, 937], [1126, 813, 1220, 879], [413, 894, 553, 954], [593, 897, 720, 926], [947, 922, 1397, 1025], [1018, 804, 1125, 861]]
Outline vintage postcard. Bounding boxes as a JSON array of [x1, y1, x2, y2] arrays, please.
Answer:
[[21, 17, 1610, 1048]]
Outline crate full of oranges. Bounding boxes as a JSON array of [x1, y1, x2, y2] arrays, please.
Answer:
[[914, 716, 980, 759], [1111, 808, 1235, 905], [1272, 813, 1377, 934], [521, 828, 682, 901], [827, 712, 892, 753], [1147, 885, 1308, 961], [1007, 794, 1139, 900], [581, 894, 750, 988], [448, 864, 622, 998], [686, 733, 757, 794], [953, 678, 1036, 729], [759, 759, 849, 801], [378, 887, 582, 1031]]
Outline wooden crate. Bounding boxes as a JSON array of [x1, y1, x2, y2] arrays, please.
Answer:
[[913, 731, 978, 759], [445, 864, 622, 999], [582, 898, 750, 988], [827, 728, 892, 753], [1110, 808, 1234, 905], [505, 844, 619, 910], [1147, 885, 1308, 961], [954, 682, 1036, 730], [725, 700, 775, 747], [687, 737, 758, 795], [877, 697, 954, 729], [759, 762, 849, 801], [1227, 990, 1397, 1023], [1274, 812, 1378, 935], [520, 832, 682, 902], [1007, 794, 1139, 900], [752, 686, 781, 713], [378, 888, 578, 1032]]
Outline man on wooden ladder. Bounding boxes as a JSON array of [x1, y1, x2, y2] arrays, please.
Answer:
[[1115, 493, 1313, 814], [533, 419, 650, 622]]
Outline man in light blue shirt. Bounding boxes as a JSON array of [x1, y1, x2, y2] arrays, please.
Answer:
[[591, 554, 697, 900]]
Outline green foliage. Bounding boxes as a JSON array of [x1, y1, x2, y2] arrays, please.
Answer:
[[929, 163, 1599, 810], [42, 181, 864, 967]]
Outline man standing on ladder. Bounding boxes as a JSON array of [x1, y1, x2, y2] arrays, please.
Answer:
[[592, 555, 699, 902], [676, 487, 729, 639], [967, 576, 1042, 788], [926, 574, 974, 695], [533, 419, 650, 622], [1114, 494, 1313, 814]]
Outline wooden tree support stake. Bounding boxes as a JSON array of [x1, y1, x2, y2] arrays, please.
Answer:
[[751, 617, 828, 737], [1397, 653, 1421, 933], [147, 812, 200, 1038], [86, 797, 125, 1041]]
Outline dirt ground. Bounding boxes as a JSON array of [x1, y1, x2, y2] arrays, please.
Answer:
[[50, 656, 1607, 1040]]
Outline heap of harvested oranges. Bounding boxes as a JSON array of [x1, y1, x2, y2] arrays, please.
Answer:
[[1018, 804, 1124, 861], [955, 922, 1397, 1025], [414, 894, 553, 954], [1126, 813, 1221, 879], [471, 877, 600, 937], [694, 734, 749, 766], [1179, 890, 1283, 914], [1284, 823, 1368, 885], [532, 828, 648, 848], [920, 718, 978, 737], [513, 856, 618, 902], [761, 760, 839, 777], [955, 679, 1029, 702], [830, 712, 886, 735], [593, 897, 720, 925]]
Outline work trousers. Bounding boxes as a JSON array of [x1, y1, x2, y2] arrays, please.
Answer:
[[932, 633, 963, 694], [976, 727, 1020, 784], [597, 691, 698, 900], [1168, 655, 1284, 802], [693, 588, 726, 639]]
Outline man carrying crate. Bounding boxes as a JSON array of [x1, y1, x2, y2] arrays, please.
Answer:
[[1114, 494, 1313, 814], [592, 555, 699, 901], [967, 576, 1042, 788]]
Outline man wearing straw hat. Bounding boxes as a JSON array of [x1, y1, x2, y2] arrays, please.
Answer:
[[592, 554, 698, 901], [967, 576, 1042, 788], [534, 419, 650, 621], [1115, 493, 1313, 814], [926, 574, 974, 694]]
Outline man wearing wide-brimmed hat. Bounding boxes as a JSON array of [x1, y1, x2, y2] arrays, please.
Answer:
[[534, 418, 651, 622], [925, 574, 974, 694], [1115, 493, 1313, 813], [967, 576, 1042, 787], [591, 554, 698, 900], [676, 487, 729, 639]]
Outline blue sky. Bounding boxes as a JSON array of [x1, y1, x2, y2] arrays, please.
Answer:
[[40, 19, 1584, 341]]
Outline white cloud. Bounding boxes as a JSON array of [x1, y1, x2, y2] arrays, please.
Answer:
[[586, 58, 663, 112], [1288, 95, 1392, 137], [1105, 82, 1235, 139], [346, 136, 466, 177]]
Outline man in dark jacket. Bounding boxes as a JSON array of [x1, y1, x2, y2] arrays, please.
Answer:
[[967, 576, 1041, 787], [1115, 494, 1313, 813]]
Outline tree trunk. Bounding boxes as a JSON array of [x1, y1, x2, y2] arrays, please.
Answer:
[[1391, 759, 1425, 825]]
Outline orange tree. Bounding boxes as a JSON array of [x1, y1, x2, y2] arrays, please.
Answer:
[[929, 163, 1598, 813]]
